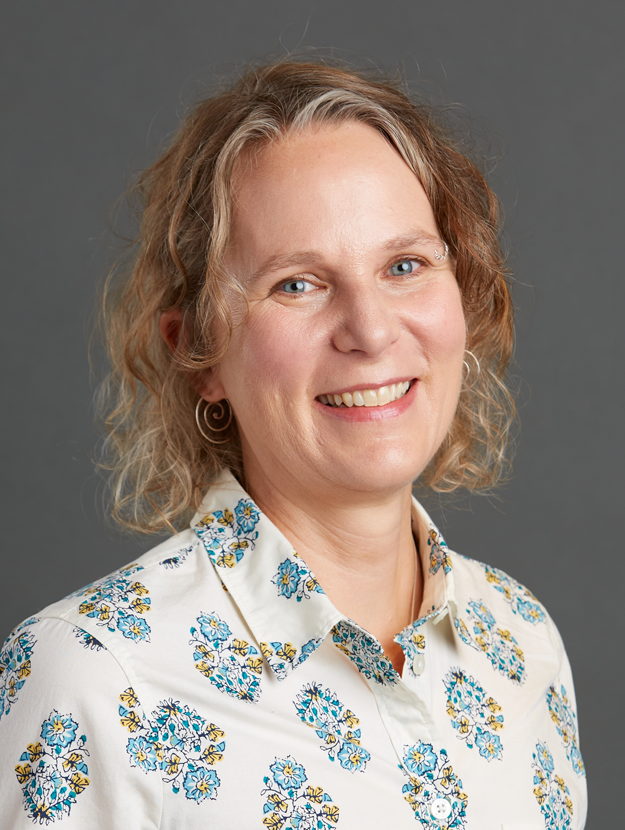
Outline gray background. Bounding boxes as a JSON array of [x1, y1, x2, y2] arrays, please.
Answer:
[[2, 0, 622, 823]]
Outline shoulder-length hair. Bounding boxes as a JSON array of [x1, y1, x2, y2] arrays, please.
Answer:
[[99, 59, 515, 534]]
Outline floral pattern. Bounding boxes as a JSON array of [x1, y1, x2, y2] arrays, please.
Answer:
[[261, 755, 339, 828], [294, 683, 370, 773], [72, 627, 106, 651], [260, 638, 322, 681], [484, 565, 545, 625], [331, 621, 397, 686], [532, 741, 574, 829], [75, 564, 152, 643], [271, 552, 324, 601], [15, 711, 90, 825], [454, 600, 525, 685], [400, 742, 468, 828], [119, 687, 226, 802], [194, 498, 260, 568], [443, 669, 504, 760], [0, 620, 37, 721], [394, 626, 426, 677], [190, 611, 263, 702], [428, 528, 452, 576], [160, 545, 194, 569], [546, 685, 585, 777]]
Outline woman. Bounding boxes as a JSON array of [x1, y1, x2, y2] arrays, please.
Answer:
[[0, 61, 586, 828]]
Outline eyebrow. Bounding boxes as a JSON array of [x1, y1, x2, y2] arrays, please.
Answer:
[[247, 230, 444, 284]]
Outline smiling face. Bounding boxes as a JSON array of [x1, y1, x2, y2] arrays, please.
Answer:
[[201, 120, 466, 504]]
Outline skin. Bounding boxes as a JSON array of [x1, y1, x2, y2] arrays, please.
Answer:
[[161, 121, 466, 672]]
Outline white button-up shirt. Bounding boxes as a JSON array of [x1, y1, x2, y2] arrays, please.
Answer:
[[0, 471, 587, 829]]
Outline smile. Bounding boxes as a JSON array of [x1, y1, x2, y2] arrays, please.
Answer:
[[317, 381, 412, 408]]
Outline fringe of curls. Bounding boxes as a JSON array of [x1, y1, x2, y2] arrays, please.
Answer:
[[97, 58, 516, 535]]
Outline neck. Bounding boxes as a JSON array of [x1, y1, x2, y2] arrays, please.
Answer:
[[244, 461, 423, 674]]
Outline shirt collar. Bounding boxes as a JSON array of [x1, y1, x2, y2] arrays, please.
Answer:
[[191, 469, 457, 682]]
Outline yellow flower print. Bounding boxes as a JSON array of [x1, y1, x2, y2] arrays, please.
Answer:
[[403, 776, 424, 797], [78, 602, 95, 615], [555, 775, 565, 792], [260, 642, 274, 659], [18, 660, 31, 679], [324, 732, 338, 746], [120, 710, 142, 733], [565, 796, 574, 814], [220, 508, 234, 526], [166, 755, 181, 775], [513, 644, 524, 660], [441, 765, 454, 787], [97, 605, 111, 622], [162, 701, 181, 718], [62, 752, 84, 773], [8, 676, 17, 696], [130, 597, 151, 614], [262, 813, 284, 829], [486, 714, 504, 731], [232, 639, 249, 656], [446, 703, 457, 718], [128, 582, 149, 596], [457, 715, 470, 735], [201, 745, 223, 765], [343, 710, 359, 729], [412, 633, 425, 650], [485, 570, 500, 585], [246, 657, 263, 675], [276, 643, 296, 661], [533, 785, 546, 805], [206, 724, 225, 742], [119, 687, 139, 707], [195, 661, 213, 677], [215, 552, 236, 568], [154, 742, 164, 762], [26, 743, 43, 762], [497, 627, 512, 642], [344, 731, 360, 745], [323, 804, 340, 823], [15, 763, 32, 783], [485, 697, 501, 713], [197, 513, 216, 530], [70, 773, 90, 794], [268, 792, 288, 812], [306, 786, 324, 803]]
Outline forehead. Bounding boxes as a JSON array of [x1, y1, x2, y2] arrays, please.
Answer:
[[227, 121, 440, 266]]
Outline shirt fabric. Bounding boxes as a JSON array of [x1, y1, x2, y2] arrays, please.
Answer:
[[0, 470, 587, 829]]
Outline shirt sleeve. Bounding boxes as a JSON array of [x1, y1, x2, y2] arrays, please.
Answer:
[[0, 616, 163, 829]]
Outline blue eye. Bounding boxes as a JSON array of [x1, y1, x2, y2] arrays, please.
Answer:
[[281, 279, 312, 294], [390, 259, 420, 276]]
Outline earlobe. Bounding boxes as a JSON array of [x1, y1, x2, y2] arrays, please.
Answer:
[[197, 366, 227, 403]]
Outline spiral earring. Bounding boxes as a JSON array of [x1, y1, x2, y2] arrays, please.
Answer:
[[195, 399, 233, 445], [462, 350, 481, 390]]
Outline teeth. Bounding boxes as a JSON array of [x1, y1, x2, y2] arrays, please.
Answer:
[[319, 381, 411, 408]]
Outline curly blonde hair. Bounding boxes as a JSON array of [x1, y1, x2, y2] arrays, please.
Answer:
[[99, 59, 515, 534]]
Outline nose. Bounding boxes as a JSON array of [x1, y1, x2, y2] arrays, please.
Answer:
[[331, 280, 401, 357]]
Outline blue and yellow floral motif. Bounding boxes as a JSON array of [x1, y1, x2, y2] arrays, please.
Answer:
[[75, 564, 152, 643], [532, 741, 574, 829], [190, 611, 263, 702], [294, 682, 371, 773], [454, 599, 525, 685], [260, 637, 322, 681], [443, 669, 504, 761], [271, 552, 324, 602], [484, 565, 545, 625], [159, 545, 194, 569], [394, 626, 426, 677], [261, 755, 339, 828], [15, 710, 90, 825], [119, 687, 226, 802], [332, 621, 397, 686], [546, 685, 585, 777], [400, 742, 468, 828], [428, 528, 452, 576], [194, 498, 260, 568], [0, 620, 37, 722], [72, 627, 106, 651]]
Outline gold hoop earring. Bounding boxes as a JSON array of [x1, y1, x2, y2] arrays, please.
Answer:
[[195, 399, 233, 445], [462, 350, 481, 390]]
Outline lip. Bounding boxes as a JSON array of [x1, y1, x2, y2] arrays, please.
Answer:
[[315, 378, 418, 422], [318, 376, 415, 398]]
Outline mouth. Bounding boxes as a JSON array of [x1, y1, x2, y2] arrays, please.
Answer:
[[317, 380, 413, 408]]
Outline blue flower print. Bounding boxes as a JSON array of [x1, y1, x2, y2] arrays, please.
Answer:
[[76, 564, 152, 643], [159, 544, 193, 569], [294, 683, 371, 773], [191, 611, 262, 702], [272, 553, 325, 602], [15, 710, 90, 825], [532, 741, 574, 829], [331, 621, 398, 686], [260, 637, 323, 681], [484, 564, 546, 625], [270, 757, 308, 790], [0, 622, 37, 721], [72, 627, 106, 651], [546, 685, 585, 777], [195, 498, 260, 569], [119, 688, 226, 801], [443, 668, 504, 761], [454, 599, 525, 685], [428, 528, 452, 575], [404, 741, 438, 775], [41, 713, 78, 748], [262, 756, 339, 829], [127, 736, 158, 772], [235, 498, 260, 534], [183, 768, 220, 803], [400, 743, 468, 828]]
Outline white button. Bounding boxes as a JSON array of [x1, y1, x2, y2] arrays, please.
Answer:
[[411, 653, 425, 675], [430, 797, 452, 819]]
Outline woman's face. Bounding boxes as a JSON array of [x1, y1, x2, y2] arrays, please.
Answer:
[[203, 121, 466, 502]]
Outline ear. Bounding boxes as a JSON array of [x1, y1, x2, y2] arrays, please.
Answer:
[[159, 309, 227, 402]]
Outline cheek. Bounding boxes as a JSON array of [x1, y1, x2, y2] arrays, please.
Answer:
[[414, 283, 467, 369]]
